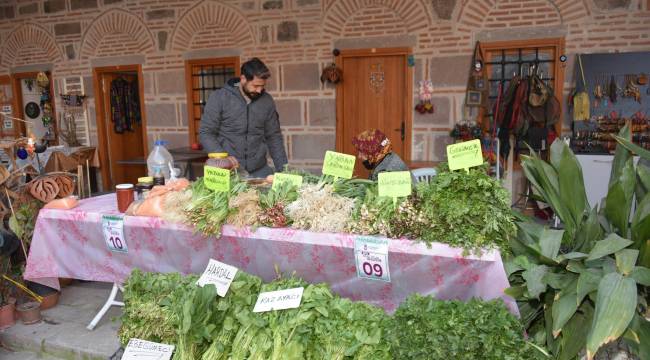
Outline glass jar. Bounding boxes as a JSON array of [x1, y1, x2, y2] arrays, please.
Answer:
[[136, 177, 154, 200], [205, 152, 236, 170]]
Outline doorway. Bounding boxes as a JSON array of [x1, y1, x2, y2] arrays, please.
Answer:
[[11, 71, 58, 142], [93, 65, 147, 190], [336, 48, 412, 177]]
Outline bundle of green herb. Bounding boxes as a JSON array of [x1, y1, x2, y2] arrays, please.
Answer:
[[258, 181, 298, 228], [285, 184, 356, 233], [388, 295, 540, 360], [119, 270, 198, 345], [184, 177, 247, 237], [416, 164, 515, 252]]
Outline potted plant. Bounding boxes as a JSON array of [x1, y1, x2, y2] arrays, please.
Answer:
[[0, 226, 20, 329], [506, 125, 650, 360]]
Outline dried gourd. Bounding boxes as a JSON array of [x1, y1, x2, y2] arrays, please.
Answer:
[[29, 176, 60, 203], [53, 175, 75, 198]]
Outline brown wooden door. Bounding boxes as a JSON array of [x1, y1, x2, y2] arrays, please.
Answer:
[[100, 72, 146, 187], [337, 50, 411, 178]]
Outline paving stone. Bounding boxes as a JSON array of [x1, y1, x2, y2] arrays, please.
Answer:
[[18, 3, 39, 15], [145, 103, 177, 126], [54, 23, 82, 36], [430, 55, 470, 87], [277, 21, 299, 42], [283, 63, 319, 91], [276, 99, 301, 126], [308, 98, 335, 126], [44, 0, 65, 13], [291, 134, 335, 160], [70, 0, 97, 10], [156, 70, 184, 95], [146, 9, 174, 20]]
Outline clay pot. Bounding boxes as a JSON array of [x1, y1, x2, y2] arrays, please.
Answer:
[[0, 298, 16, 330], [59, 277, 74, 288], [16, 301, 41, 325], [39, 291, 60, 310]]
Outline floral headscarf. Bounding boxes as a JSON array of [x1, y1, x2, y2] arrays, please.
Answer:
[[352, 129, 392, 164]]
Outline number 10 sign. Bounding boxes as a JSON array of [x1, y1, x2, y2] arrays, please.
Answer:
[[102, 215, 128, 253], [354, 236, 390, 282]]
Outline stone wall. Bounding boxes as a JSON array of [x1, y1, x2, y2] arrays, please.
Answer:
[[0, 0, 648, 173]]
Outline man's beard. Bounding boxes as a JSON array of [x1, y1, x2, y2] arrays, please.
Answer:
[[243, 86, 263, 100]]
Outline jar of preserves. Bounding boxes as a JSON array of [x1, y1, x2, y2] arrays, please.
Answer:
[[136, 176, 154, 200], [205, 152, 236, 170]]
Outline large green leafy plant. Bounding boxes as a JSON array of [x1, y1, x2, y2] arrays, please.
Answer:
[[507, 127, 650, 360]]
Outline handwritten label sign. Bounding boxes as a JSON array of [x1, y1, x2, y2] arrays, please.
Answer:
[[102, 215, 127, 253], [197, 259, 238, 297], [122, 338, 174, 360], [322, 151, 356, 179], [447, 139, 483, 171], [272, 173, 303, 191], [204, 166, 230, 192], [378, 171, 412, 198], [253, 287, 304, 313], [354, 236, 390, 282]]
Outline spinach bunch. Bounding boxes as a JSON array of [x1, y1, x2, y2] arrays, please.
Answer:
[[416, 163, 516, 253], [388, 294, 539, 360]]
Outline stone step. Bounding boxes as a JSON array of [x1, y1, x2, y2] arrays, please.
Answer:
[[0, 347, 65, 360], [0, 282, 122, 360]]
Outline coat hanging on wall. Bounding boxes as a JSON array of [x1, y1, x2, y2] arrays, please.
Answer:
[[110, 77, 141, 133]]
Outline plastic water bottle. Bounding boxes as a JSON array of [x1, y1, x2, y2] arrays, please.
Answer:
[[147, 140, 174, 181]]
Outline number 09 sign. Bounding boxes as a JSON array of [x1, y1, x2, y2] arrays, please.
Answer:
[[354, 236, 390, 282], [102, 215, 128, 253]]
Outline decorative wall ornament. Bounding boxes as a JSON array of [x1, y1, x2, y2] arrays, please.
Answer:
[[369, 63, 385, 94], [320, 63, 342, 84]]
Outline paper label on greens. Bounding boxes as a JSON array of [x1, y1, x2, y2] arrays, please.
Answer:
[[378, 171, 412, 198], [204, 166, 230, 192], [322, 151, 355, 179], [102, 215, 127, 253], [253, 287, 304, 312], [447, 139, 483, 171], [355, 236, 390, 282], [196, 259, 238, 297], [272, 173, 303, 191], [122, 338, 174, 360]]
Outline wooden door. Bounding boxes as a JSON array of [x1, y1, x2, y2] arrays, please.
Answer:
[[100, 72, 145, 187], [337, 49, 411, 177]]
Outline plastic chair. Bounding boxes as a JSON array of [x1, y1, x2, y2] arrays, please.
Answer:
[[411, 167, 437, 184]]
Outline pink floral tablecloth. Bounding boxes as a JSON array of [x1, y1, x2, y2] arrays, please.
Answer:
[[24, 194, 516, 313]]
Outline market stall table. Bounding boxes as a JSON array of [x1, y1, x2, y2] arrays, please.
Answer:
[[24, 194, 516, 329]]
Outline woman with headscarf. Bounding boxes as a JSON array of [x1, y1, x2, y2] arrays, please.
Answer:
[[352, 129, 409, 181]]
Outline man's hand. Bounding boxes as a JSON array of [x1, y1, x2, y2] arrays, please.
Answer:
[[227, 156, 239, 169]]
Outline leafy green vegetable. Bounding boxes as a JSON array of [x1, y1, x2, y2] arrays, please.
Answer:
[[416, 163, 516, 252], [388, 294, 539, 360]]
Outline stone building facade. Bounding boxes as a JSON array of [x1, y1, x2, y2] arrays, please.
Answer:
[[0, 0, 649, 171]]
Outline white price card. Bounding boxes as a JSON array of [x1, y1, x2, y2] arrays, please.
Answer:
[[121, 338, 174, 360], [354, 236, 390, 282], [196, 259, 238, 297], [102, 215, 127, 253], [253, 287, 304, 313]]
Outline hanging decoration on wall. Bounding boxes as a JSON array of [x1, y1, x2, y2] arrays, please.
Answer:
[[24, 102, 40, 119], [465, 42, 488, 109], [369, 63, 385, 94], [25, 79, 35, 92], [407, 55, 415, 67], [61, 94, 86, 107], [415, 80, 434, 114], [320, 63, 342, 84], [36, 72, 49, 89]]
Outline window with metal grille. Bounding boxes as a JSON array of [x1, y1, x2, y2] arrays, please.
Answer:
[[481, 38, 566, 135], [185, 57, 240, 144]]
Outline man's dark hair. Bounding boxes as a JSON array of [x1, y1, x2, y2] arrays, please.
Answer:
[[241, 58, 270, 81]]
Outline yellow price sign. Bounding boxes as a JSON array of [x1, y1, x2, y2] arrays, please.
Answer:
[[204, 166, 230, 192], [322, 151, 356, 179], [378, 171, 412, 198], [272, 173, 303, 191], [447, 139, 483, 171]]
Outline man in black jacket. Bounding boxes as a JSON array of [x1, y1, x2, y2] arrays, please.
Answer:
[[199, 58, 288, 178]]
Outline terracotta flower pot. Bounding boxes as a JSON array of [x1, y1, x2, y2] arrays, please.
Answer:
[[16, 301, 41, 325], [40, 291, 60, 310], [0, 298, 16, 330]]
